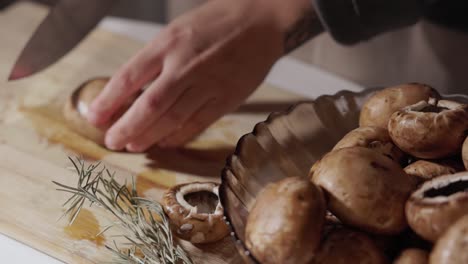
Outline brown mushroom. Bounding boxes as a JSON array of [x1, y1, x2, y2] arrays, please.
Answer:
[[63, 78, 134, 145], [406, 171, 468, 242], [404, 160, 461, 183], [393, 248, 429, 264], [333, 126, 405, 164], [360, 83, 439, 128], [310, 147, 415, 235], [312, 227, 388, 264], [463, 137, 468, 170], [429, 214, 468, 264], [245, 177, 326, 264], [388, 98, 468, 159], [163, 182, 229, 244]]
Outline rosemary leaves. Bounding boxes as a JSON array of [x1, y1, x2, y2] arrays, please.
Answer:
[[53, 157, 192, 264]]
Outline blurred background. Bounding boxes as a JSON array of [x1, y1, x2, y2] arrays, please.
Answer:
[[0, 0, 203, 22], [1, 0, 467, 93]]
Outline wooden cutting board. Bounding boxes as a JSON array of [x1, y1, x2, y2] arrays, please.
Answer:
[[0, 2, 305, 263]]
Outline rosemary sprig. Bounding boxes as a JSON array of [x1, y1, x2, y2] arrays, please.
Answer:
[[53, 157, 192, 264]]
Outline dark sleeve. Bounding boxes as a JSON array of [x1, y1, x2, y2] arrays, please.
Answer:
[[312, 0, 427, 44]]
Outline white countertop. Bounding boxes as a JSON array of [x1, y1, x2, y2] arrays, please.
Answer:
[[0, 17, 362, 264]]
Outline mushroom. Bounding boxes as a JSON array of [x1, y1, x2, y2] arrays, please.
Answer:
[[393, 248, 429, 264], [404, 159, 461, 183], [333, 126, 405, 164], [388, 98, 468, 159], [311, 227, 388, 264], [163, 182, 229, 244], [429, 214, 468, 264], [463, 137, 468, 170], [360, 83, 439, 128], [310, 147, 415, 235], [63, 77, 134, 145], [405, 171, 468, 242], [245, 177, 326, 264]]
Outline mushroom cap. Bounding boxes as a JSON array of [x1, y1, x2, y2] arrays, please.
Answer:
[[332, 126, 405, 164], [394, 248, 429, 264], [463, 137, 468, 170], [429, 214, 468, 264], [63, 77, 136, 146], [406, 171, 468, 242], [404, 160, 460, 183], [163, 182, 229, 244], [245, 177, 326, 264], [310, 147, 415, 235], [63, 78, 109, 144], [311, 227, 388, 264], [359, 83, 439, 128], [388, 99, 468, 159]]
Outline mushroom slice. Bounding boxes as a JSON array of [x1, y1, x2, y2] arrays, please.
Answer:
[[310, 147, 415, 235], [332, 126, 405, 164], [359, 83, 439, 128], [63, 77, 135, 146], [245, 177, 326, 264], [312, 227, 388, 264], [429, 214, 468, 264], [394, 248, 429, 264], [404, 159, 461, 183], [163, 182, 229, 244], [388, 98, 468, 159], [463, 137, 468, 170], [406, 171, 468, 242]]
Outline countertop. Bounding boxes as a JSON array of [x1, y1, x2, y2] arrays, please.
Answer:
[[0, 16, 362, 264]]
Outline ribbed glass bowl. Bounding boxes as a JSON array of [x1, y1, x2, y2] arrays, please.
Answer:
[[219, 88, 468, 263]]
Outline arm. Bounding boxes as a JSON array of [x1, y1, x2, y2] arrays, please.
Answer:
[[86, 0, 322, 151]]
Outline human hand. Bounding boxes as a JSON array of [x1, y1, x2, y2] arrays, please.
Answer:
[[87, 0, 318, 152]]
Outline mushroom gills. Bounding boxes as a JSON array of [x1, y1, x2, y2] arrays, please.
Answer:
[[423, 179, 468, 198], [183, 191, 219, 214], [412, 100, 448, 113]]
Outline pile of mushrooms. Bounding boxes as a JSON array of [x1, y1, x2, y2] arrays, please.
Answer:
[[244, 83, 468, 264]]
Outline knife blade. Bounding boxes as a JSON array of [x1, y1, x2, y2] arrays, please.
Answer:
[[8, 0, 117, 81]]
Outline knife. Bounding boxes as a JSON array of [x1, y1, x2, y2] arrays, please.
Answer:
[[8, 0, 117, 81]]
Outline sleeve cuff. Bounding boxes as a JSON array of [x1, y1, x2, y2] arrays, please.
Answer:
[[312, 0, 425, 45]]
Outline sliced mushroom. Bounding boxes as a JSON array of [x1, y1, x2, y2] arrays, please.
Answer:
[[429, 214, 468, 264], [163, 182, 229, 244], [406, 171, 468, 242], [463, 137, 468, 170], [312, 227, 388, 264], [388, 98, 468, 159], [404, 160, 461, 183], [360, 83, 439, 128], [310, 147, 415, 235], [63, 78, 135, 146], [333, 126, 405, 164], [245, 177, 326, 264], [393, 248, 429, 264]]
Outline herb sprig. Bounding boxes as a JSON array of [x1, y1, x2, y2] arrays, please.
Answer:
[[53, 157, 192, 264]]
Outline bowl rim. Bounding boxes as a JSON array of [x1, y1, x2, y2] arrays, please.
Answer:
[[218, 87, 468, 262]]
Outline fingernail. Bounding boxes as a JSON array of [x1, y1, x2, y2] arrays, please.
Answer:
[[126, 143, 144, 153], [86, 110, 100, 125], [105, 135, 123, 151]]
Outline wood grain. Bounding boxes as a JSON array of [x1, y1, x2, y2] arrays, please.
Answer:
[[0, 2, 304, 263]]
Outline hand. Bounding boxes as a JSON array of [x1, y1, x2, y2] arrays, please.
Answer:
[[87, 0, 317, 152]]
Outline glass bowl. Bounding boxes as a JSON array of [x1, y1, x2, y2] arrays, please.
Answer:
[[219, 87, 468, 263]]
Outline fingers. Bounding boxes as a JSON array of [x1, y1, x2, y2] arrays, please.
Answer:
[[125, 87, 211, 152], [87, 44, 164, 127], [103, 63, 188, 150], [158, 100, 228, 148]]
